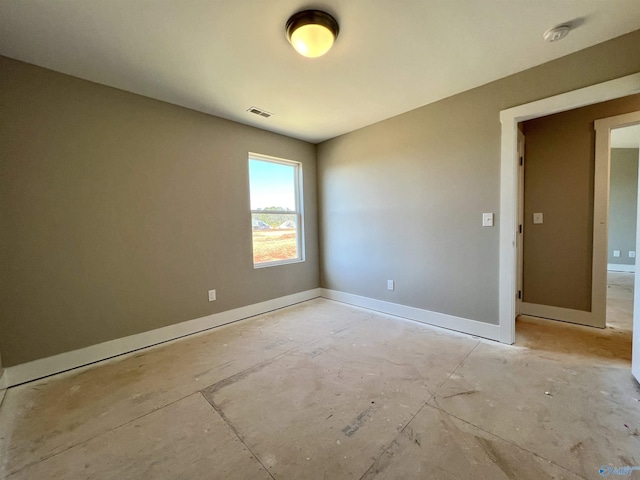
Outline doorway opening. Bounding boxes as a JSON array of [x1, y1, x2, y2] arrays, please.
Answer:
[[514, 99, 639, 330], [499, 74, 640, 343], [606, 122, 640, 367], [606, 123, 640, 343], [498, 73, 640, 380], [517, 115, 640, 365]]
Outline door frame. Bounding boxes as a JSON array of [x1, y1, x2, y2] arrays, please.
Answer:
[[593, 111, 640, 317], [635, 147, 640, 382], [516, 129, 525, 316], [498, 72, 640, 344], [595, 114, 640, 383]]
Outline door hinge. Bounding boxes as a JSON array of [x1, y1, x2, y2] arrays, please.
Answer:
[[519, 224, 522, 234], [518, 290, 522, 300], [520, 156, 523, 166]]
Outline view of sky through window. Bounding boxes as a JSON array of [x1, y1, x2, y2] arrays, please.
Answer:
[[249, 159, 296, 210]]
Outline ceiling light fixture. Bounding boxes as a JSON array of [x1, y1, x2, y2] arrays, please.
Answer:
[[543, 25, 571, 42], [286, 10, 339, 58]]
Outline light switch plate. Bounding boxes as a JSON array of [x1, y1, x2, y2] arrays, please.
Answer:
[[630, 251, 636, 258], [533, 213, 543, 224], [482, 213, 494, 227], [208, 289, 216, 301], [613, 250, 621, 258], [387, 280, 394, 291]]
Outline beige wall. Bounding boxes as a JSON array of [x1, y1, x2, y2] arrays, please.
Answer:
[[0, 57, 319, 366], [522, 96, 640, 311], [609, 148, 639, 266], [317, 30, 640, 324], [3, 31, 640, 367]]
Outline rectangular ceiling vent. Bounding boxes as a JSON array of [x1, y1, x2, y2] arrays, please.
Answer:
[[247, 106, 273, 118]]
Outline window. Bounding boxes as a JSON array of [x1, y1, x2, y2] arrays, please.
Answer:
[[249, 154, 304, 267]]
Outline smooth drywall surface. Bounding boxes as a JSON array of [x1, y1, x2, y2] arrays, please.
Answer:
[[609, 148, 639, 266], [317, 29, 640, 325], [0, 56, 319, 366], [522, 96, 640, 311]]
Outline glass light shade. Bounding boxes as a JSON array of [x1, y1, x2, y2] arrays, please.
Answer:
[[286, 10, 339, 58], [290, 23, 335, 58]]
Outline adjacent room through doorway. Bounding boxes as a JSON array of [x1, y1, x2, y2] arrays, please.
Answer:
[[514, 100, 640, 365], [604, 122, 640, 362]]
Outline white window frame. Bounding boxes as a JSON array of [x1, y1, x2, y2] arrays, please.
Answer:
[[248, 153, 305, 268]]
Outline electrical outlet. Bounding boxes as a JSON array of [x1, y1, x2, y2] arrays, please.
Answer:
[[208, 289, 216, 302], [613, 250, 621, 258], [630, 251, 636, 258], [387, 280, 394, 291]]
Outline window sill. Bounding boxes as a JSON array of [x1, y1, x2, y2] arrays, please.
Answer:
[[253, 258, 305, 269]]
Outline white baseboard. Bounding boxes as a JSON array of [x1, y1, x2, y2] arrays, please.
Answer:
[[320, 289, 501, 342], [608, 263, 636, 273], [1, 288, 321, 388], [519, 302, 601, 327], [3, 287, 503, 388]]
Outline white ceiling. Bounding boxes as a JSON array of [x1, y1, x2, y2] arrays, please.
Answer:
[[611, 124, 640, 148], [1, 1, 640, 143]]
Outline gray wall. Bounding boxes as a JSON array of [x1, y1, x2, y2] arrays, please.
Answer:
[[521, 96, 640, 311], [609, 148, 639, 266], [0, 56, 319, 366], [317, 29, 640, 325]]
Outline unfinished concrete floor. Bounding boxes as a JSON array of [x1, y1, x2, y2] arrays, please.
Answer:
[[0, 273, 637, 479]]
